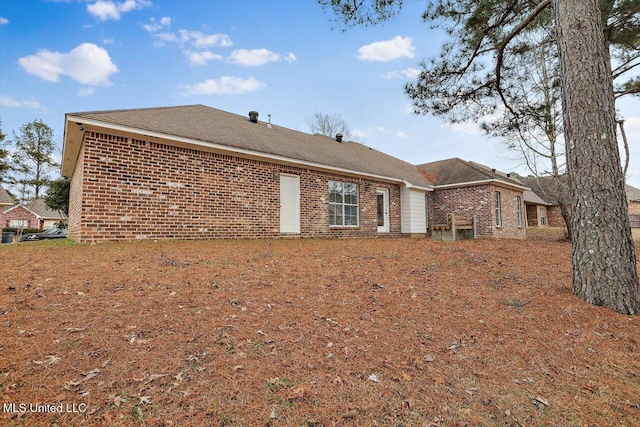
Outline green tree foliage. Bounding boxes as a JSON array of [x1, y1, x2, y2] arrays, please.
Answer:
[[10, 119, 59, 201], [44, 177, 70, 217]]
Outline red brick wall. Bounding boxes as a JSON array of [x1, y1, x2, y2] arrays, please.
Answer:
[[547, 206, 565, 228], [3, 205, 39, 229], [69, 131, 402, 241], [629, 201, 640, 216], [527, 204, 567, 228], [430, 184, 525, 239], [526, 204, 539, 227]]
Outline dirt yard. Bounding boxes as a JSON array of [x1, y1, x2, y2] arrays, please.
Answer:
[[1, 230, 639, 426]]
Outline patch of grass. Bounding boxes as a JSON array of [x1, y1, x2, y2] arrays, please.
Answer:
[[266, 377, 291, 390], [498, 297, 531, 309]]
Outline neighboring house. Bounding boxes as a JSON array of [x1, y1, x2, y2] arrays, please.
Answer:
[[522, 177, 639, 229], [3, 198, 66, 230], [0, 184, 14, 229], [521, 177, 567, 228], [626, 184, 640, 228], [417, 158, 529, 239], [61, 105, 434, 241]]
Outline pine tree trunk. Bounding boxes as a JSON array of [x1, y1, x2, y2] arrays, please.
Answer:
[[553, 0, 639, 314]]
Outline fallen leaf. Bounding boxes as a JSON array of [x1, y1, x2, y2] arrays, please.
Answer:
[[368, 373, 380, 383], [83, 368, 101, 381], [287, 386, 309, 401], [342, 409, 358, 419]]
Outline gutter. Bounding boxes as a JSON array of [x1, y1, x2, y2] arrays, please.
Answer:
[[434, 179, 530, 192], [64, 116, 427, 189]]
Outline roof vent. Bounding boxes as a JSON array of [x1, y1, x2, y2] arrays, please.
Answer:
[[506, 173, 511, 177], [335, 133, 343, 142], [491, 168, 496, 173], [249, 111, 259, 123]]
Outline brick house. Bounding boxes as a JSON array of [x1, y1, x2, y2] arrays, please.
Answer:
[[626, 184, 640, 228], [0, 184, 14, 229], [521, 177, 566, 228], [417, 158, 529, 239], [522, 177, 639, 229], [3, 198, 66, 230], [61, 105, 434, 242]]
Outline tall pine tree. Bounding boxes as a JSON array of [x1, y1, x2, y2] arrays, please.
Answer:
[[320, 0, 640, 314]]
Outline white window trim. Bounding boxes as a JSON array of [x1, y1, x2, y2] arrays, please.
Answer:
[[516, 196, 523, 228], [10, 219, 29, 228], [540, 206, 547, 226], [495, 190, 502, 228], [328, 181, 359, 227]]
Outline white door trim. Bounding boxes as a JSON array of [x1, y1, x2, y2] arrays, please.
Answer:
[[376, 188, 390, 233], [280, 174, 300, 234]]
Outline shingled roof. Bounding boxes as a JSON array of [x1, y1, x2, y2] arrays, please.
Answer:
[[416, 158, 528, 190], [521, 175, 569, 206], [25, 198, 66, 219], [626, 184, 640, 202], [0, 184, 14, 206], [64, 105, 433, 189]]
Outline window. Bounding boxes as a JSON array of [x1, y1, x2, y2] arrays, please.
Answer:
[[540, 207, 547, 226], [329, 181, 358, 226], [10, 220, 29, 228], [516, 196, 523, 228], [495, 191, 502, 227]]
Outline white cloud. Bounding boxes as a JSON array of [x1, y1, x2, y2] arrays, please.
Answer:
[[396, 131, 409, 138], [87, 0, 151, 21], [78, 88, 95, 97], [622, 116, 640, 139], [153, 29, 232, 48], [227, 48, 296, 66], [357, 36, 415, 62], [351, 129, 368, 140], [184, 50, 223, 66], [179, 76, 265, 96], [0, 17, 9, 25], [19, 43, 119, 86], [441, 121, 483, 136], [0, 95, 41, 109], [143, 16, 171, 33], [380, 67, 421, 79], [402, 103, 415, 114]]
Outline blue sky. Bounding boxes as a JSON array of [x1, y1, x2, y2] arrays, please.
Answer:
[[1, 0, 639, 187]]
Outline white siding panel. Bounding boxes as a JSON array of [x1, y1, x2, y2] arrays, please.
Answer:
[[401, 186, 427, 234]]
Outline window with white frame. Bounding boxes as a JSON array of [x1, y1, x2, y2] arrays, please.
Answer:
[[516, 196, 523, 228], [540, 206, 547, 226], [495, 191, 502, 227], [10, 219, 29, 228], [329, 181, 358, 226]]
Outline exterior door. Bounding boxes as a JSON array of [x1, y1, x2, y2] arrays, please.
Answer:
[[280, 174, 300, 234], [376, 188, 389, 233]]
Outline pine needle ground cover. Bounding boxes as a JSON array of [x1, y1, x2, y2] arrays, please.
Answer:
[[1, 231, 639, 426]]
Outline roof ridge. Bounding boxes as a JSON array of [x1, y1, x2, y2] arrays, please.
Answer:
[[68, 104, 206, 116]]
